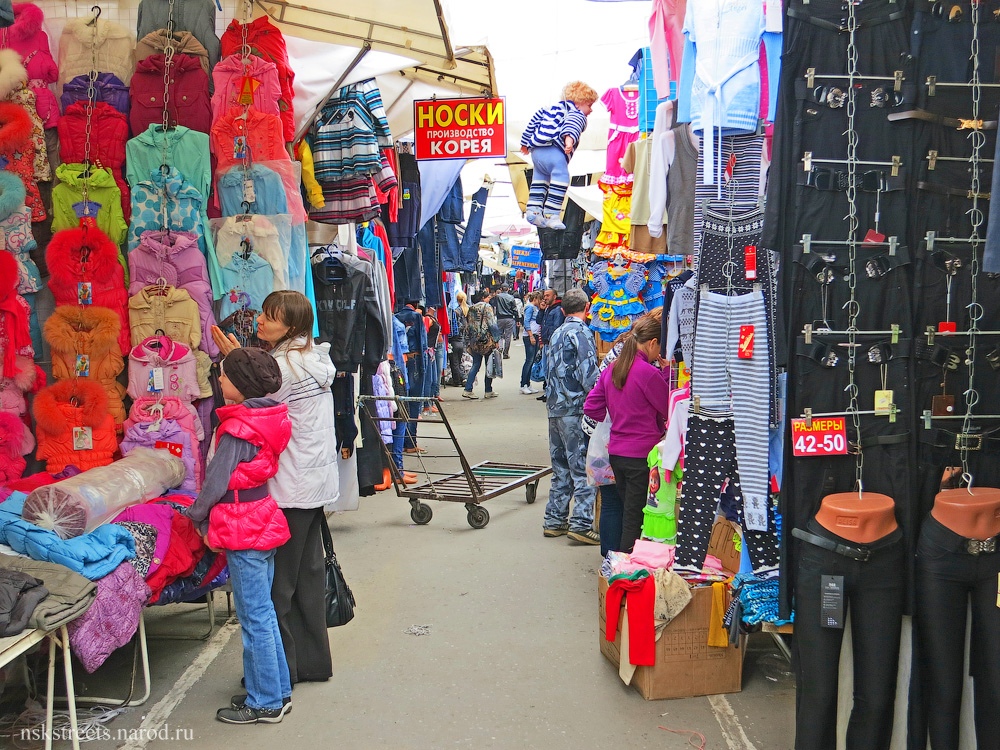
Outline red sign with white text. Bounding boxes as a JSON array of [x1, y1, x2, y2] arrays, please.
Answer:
[[791, 417, 848, 457], [414, 97, 506, 161]]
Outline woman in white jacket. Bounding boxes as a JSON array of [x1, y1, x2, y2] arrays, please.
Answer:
[[213, 291, 336, 684]]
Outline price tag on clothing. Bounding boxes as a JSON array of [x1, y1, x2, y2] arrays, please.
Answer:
[[744, 245, 757, 280], [874, 389, 894, 414], [821, 575, 845, 629], [149, 367, 165, 392], [791, 417, 848, 457], [72, 427, 93, 451], [154, 441, 184, 458], [243, 179, 256, 203], [862, 228, 886, 246], [75, 354, 90, 378], [724, 152, 736, 183], [77, 282, 92, 305], [234, 136, 248, 160], [738, 325, 755, 359], [938, 321, 958, 333]]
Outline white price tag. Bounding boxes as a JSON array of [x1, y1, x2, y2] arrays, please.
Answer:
[[151, 367, 165, 391], [243, 179, 256, 203]]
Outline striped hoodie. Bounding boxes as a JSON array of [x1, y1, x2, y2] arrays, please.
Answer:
[[520, 101, 588, 152]]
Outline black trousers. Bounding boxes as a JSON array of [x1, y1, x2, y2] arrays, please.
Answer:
[[272, 508, 332, 684], [609, 454, 649, 553], [793, 522, 905, 750], [447, 340, 465, 385], [910, 516, 1000, 750]]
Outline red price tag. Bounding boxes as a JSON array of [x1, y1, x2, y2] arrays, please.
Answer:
[[155, 441, 185, 458], [938, 321, 957, 333], [724, 152, 736, 183], [791, 417, 848, 457], [738, 325, 755, 359], [744, 245, 757, 280]]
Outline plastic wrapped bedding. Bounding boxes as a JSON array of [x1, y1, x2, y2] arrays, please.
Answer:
[[21, 448, 185, 539]]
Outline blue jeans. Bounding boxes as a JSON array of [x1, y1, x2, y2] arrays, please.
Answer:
[[520, 336, 538, 387], [464, 352, 494, 394], [528, 145, 570, 215], [434, 342, 445, 395], [598, 483, 623, 556], [405, 358, 424, 449], [544, 415, 596, 531], [391, 418, 407, 470], [228, 548, 291, 711]]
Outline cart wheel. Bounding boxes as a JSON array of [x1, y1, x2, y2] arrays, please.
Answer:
[[410, 502, 433, 525], [526, 482, 537, 504], [467, 506, 490, 529]]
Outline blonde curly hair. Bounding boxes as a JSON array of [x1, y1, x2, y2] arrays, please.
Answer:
[[562, 81, 599, 106]]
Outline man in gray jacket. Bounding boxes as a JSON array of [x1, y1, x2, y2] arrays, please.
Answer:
[[491, 284, 519, 358]]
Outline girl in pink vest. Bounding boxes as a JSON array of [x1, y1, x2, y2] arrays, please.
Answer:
[[184, 347, 293, 724]]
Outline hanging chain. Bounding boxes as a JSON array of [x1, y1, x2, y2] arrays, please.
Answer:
[[961, 0, 986, 488], [842, 0, 865, 494], [80, 15, 99, 214]]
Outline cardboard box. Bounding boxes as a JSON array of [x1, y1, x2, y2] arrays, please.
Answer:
[[598, 574, 744, 700]]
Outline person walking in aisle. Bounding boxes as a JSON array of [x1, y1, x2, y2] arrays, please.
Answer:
[[184, 348, 293, 724], [462, 289, 500, 400], [536, 288, 565, 402], [542, 288, 600, 544], [421, 306, 441, 417], [520, 291, 542, 394], [447, 291, 470, 386], [584, 313, 671, 553], [212, 290, 336, 686], [491, 284, 519, 359]]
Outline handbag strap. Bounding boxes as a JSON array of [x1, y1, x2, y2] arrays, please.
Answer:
[[320, 516, 335, 559]]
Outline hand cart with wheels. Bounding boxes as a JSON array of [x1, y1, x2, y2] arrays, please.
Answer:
[[358, 395, 551, 529]]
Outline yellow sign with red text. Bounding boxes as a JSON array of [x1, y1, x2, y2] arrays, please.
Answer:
[[414, 98, 506, 161]]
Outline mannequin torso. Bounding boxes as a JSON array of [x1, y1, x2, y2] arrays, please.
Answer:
[[814, 492, 898, 544], [931, 487, 1000, 540]]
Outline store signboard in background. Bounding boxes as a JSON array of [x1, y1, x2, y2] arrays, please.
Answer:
[[414, 97, 506, 160], [510, 245, 542, 270]]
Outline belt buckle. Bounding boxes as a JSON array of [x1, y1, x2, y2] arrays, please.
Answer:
[[811, 168, 833, 190], [861, 170, 885, 192], [967, 189, 992, 200], [870, 87, 889, 108], [945, 352, 961, 370], [866, 255, 890, 279], [848, 440, 862, 455], [849, 545, 872, 562], [828, 87, 846, 108], [958, 118, 983, 130], [954, 433, 983, 451], [816, 266, 836, 285], [965, 537, 997, 555], [867, 343, 891, 363], [986, 347, 1000, 371]]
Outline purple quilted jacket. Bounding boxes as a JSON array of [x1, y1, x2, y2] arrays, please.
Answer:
[[120, 419, 199, 491]]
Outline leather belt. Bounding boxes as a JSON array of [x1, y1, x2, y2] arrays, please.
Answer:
[[221, 485, 271, 503], [793, 527, 903, 562], [797, 79, 904, 110], [914, 341, 963, 369], [799, 166, 905, 192], [919, 426, 1000, 452], [888, 108, 998, 130], [796, 337, 911, 365], [917, 180, 991, 200], [786, 5, 905, 31]]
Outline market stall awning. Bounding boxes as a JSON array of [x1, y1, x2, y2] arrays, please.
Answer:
[[254, 0, 456, 68]]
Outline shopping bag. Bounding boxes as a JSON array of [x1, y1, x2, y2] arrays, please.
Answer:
[[486, 349, 503, 379], [530, 348, 547, 383], [585, 418, 615, 486], [320, 520, 356, 627]]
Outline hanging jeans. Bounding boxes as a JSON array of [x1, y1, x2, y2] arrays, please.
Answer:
[[228, 547, 291, 711], [521, 335, 538, 387], [455, 186, 488, 272], [609, 455, 650, 553], [417, 220, 443, 308], [463, 351, 494, 394], [404, 356, 424, 450], [793, 521, 905, 750], [691, 291, 772, 531], [527, 145, 570, 216], [544, 415, 596, 532], [911, 516, 1000, 750]]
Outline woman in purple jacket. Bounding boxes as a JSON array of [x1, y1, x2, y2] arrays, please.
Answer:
[[584, 314, 671, 552]]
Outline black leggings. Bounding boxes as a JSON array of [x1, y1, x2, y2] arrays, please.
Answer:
[[609, 454, 650, 553], [793, 522, 905, 750], [447, 341, 465, 385], [912, 516, 1000, 750]]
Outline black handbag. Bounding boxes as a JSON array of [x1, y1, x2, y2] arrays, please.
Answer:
[[320, 521, 356, 627]]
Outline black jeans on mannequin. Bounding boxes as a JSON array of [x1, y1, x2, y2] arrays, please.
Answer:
[[793, 522, 905, 750], [912, 516, 1000, 750]]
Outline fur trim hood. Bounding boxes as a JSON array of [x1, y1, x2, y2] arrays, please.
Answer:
[[6, 4, 45, 43], [44, 306, 122, 355], [32, 378, 109, 434], [0, 411, 28, 457], [0, 101, 32, 153], [0, 169, 26, 224], [0, 50, 27, 100], [46, 225, 120, 285]]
